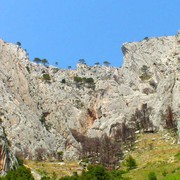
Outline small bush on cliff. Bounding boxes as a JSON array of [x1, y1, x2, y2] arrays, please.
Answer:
[[74, 76, 82, 83], [42, 74, 51, 81], [61, 79, 66, 83]]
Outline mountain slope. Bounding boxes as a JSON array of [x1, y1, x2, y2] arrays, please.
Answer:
[[0, 32, 179, 161]]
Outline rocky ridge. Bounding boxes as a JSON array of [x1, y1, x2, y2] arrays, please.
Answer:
[[0, 32, 179, 160]]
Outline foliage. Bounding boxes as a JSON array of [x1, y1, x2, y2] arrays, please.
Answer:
[[74, 76, 95, 89], [26, 66, 31, 73], [59, 165, 124, 180], [43, 74, 51, 81], [103, 61, 110, 66], [61, 79, 66, 84], [74, 76, 82, 83], [78, 59, 86, 64], [41, 59, 49, 66], [144, 37, 149, 41], [148, 172, 157, 180], [52, 68, 59, 73], [57, 151, 63, 161], [33, 57, 41, 64], [16, 42, 21, 46], [175, 152, 180, 160], [41, 176, 51, 180], [85, 77, 94, 84], [40, 115, 46, 125], [39, 113, 52, 131], [125, 155, 137, 170], [94, 62, 100, 65], [139, 65, 151, 81], [0, 165, 34, 180], [33, 58, 49, 66]]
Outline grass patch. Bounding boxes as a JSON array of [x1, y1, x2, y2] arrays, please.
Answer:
[[24, 161, 82, 179], [122, 131, 180, 180]]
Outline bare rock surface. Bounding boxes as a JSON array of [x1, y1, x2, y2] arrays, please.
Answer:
[[0, 32, 179, 160]]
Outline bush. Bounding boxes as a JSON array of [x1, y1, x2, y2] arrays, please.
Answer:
[[61, 79, 66, 83], [162, 170, 168, 177], [83, 165, 110, 180], [74, 76, 82, 83], [57, 151, 63, 161], [175, 152, 180, 160], [26, 66, 31, 73], [125, 155, 137, 170], [0, 165, 34, 180], [42, 74, 51, 81], [85, 78, 94, 84], [59, 165, 124, 180], [148, 172, 157, 180]]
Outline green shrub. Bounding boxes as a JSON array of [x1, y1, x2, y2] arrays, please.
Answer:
[[74, 76, 82, 83], [41, 176, 51, 180], [59, 165, 124, 180], [0, 165, 34, 180], [39, 115, 46, 125], [162, 170, 168, 177], [125, 155, 137, 170], [148, 172, 157, 180], [43, 74, 51, 81], [85, 77, 94, 84], [61, 79, 66, 83], [82, 165, 110, 180], [57, 151, 63, 161], [175, 152, 180, 160], [26, 66, 31, 73]]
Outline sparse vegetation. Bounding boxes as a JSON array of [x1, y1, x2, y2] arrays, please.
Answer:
[[148, 172, 157, 180], [139, 65, 152, 81], [59, 165, 124, 180], [103, 61, 110, 66], [74, 76, 95, 89], [57, 151, 63, 161], [71, 130, 122, 169], [124, 155, 137, 170], [144, 37, 149, 41], [0, 161, 34, 180], [94, 62, 100, 65], [61, 79, 66, 84], [23, 131, 180, 179], [26, 66, 31, 73], [16, 41, 21, 46], [39, 113, 52, 131], [42, 73, 51, 81], [33, 57, 41, 64], [78, 59, 86, 64]]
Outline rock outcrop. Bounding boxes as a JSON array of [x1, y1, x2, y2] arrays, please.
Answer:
[[0, 32, 179, 161]]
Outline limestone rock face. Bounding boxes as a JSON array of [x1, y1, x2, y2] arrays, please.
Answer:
[[0, 123, 18, 175], [0, 32, 179, 160]]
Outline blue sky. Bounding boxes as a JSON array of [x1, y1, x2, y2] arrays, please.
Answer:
[[1, 0, 180, 69]]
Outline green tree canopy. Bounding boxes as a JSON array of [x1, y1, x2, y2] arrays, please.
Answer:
[[103, 61, 110, 66], [78, 59, 86, 64], [41, 59, 49, 66], [33, 57, 41, 64]]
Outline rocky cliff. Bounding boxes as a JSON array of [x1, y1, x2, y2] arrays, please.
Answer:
[[0, 32, 179, 161]]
